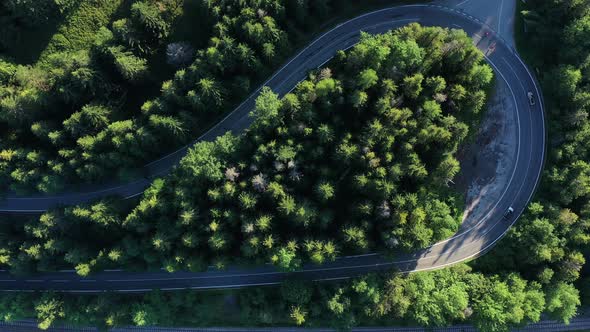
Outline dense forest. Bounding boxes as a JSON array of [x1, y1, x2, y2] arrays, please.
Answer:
[[0, 23, 492, 275], [0, 0, 589, 331], [0, 0, 359, 193], [0, 265, 565, 331], [1, 0, 196, 193], [472, 0, 590, 298]]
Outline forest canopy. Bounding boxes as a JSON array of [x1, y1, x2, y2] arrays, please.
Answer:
[[119, 24, 492, 271], [0, 24, 493, 276], [0, 0, 295, 193], [1, 0, 589, 331]]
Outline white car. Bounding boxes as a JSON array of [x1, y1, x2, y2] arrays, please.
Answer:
[[527, 92, 535, 106], [503, 207, 514, 220]]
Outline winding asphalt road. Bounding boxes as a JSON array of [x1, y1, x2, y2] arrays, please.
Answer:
[[0, 4, 545, 292]]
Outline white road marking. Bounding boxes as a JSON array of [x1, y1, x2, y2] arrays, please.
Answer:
[[144, 9, 424, 168], [498, 0, 505, 34], [429, 53, 522, 246], [107, 271, 285, 282], [502, 58, 527, 93], [0, 4, 547, 292], [94, 54, 531, 283], [502, 54, 546, 197], [314, 277, 350, 282]]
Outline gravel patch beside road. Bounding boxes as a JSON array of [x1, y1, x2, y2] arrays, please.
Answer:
[[455, 78, 518, 232]]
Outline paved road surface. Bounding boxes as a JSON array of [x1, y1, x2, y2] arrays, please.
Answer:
[[440, 0, 516, 46], [0, 4, 546, 292], [0, 1, 522, 213]]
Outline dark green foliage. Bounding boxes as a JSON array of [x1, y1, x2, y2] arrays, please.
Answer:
[[1, 25, 491, 277], [0, 266, 555, 331], [469, 0, 590, 326], [545, 282, 580, 324], [3, 0, 468, 196], [107, 46, 149, 82], [0, 0, 75, 59], [1, 1, 588, 331], [0, 0, 323, 193], [126, 25, 488, 269]]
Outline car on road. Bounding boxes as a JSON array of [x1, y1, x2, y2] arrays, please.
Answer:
[[487, 42, 497, 52], [527, 92, 536, 106], [503, 207, 514, 220]]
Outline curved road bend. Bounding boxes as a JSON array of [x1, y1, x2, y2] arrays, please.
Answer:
[[0, 5, 545, 292], [0, 4, 529, 214]]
